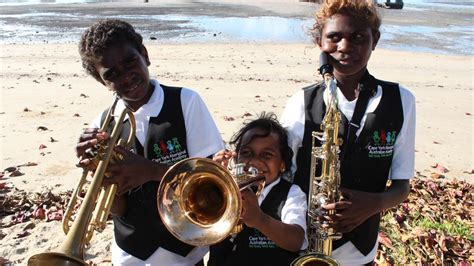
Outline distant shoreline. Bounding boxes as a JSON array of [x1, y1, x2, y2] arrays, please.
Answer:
[[1, 1, 473, 55]]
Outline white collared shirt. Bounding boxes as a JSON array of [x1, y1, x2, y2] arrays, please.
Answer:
[[280, 83, 416, 265], [92, 79, 224, 265], [92, 79, 224, 158], [257, 177, 309, 250]]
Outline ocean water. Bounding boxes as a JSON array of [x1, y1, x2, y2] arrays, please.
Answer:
[[1, 0, 473, 8], [0, 0, 473, 55]]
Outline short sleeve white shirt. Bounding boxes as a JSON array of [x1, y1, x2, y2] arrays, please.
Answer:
[[257, 177, 309, 250], [280, 84, 416, 264], [92, 79, 225, 265]]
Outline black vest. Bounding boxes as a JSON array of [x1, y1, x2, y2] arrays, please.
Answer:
[[208, 179, 300, 266], [102, 85, 196, 260], [295, 77, 403, 255]]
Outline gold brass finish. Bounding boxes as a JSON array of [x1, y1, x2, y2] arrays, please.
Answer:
[[157, 158, 265, 246], [291, 253, 338, 266], [292, 53, 342, 266], [28, 97, 136, 266]]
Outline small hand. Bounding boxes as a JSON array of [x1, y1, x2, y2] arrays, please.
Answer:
[[212, 149, 236, 168], [103, 146, 164, 195], [75, 128, 109, 166], [240, 189, 265, 229], [321, 188, 380, 233]]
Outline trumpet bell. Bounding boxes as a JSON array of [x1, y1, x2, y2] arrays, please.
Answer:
[[157, 158, 242, 246]]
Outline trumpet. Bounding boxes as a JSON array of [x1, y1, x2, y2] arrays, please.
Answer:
[[28, 97, 136, 266], [157, 157, 265, 246]]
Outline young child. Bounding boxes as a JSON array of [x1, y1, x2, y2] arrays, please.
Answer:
[[75, 19, 224, 265], [281, 0, 415, 265], [208, 113, 308, 266]]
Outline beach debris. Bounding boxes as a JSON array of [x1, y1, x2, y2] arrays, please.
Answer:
[[15, 230, 31, 239], [433, 141, 441, 144], [33, 207, 46, 220], [39, 144, 47, 150], [466, 112, 472, 116], [33, 80, 40, 84], [241, 112, 252, 118], [0, 187, 72, 228], [378, 176, 473, 264], [462, 169, 474, 174], [9, 170, 24, 177], [150, 36, 157, 40], [17, 162, 38, 167], [80, 93, 89, 98], [23, 107, 31, 112], [50, 137, 57, 142], [46, 209, 63, 222], [430, 172, 445, 179], [73, 113, 81, 117], [378, 231, 393, 249], [222, 116, 235, 121], [431, 163, 449, 173], [4, 166, 17, 173], [37, 126, 48, 131]]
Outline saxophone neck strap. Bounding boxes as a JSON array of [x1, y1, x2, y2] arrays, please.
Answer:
[[340, 71, 377, 163]]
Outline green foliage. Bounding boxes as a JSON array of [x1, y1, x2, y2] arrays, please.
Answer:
[[413, 217, 471, 237]]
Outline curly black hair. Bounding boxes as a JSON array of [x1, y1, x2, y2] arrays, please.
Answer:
[[79, 19, 144, 83], [229, 112, 293, 175]]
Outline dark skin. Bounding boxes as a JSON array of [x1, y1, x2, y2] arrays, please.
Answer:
[[76, 42, 168, 214], [317, 14, 410, 233], [213, 129, 305, 252]]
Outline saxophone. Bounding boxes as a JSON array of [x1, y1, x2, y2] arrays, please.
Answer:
[[291, 52, 342, 266]]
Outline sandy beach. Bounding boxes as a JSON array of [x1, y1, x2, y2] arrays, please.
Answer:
[[1, 0, 473, 264]]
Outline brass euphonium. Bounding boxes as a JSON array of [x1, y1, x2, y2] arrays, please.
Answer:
[[157, 157, 265, 246], [28, 97, 136, 266], [291, 52, 342, 266]]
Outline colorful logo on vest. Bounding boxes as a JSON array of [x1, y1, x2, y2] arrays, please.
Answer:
[[368, 130, 396, 158], [152, 137, 187, 165]]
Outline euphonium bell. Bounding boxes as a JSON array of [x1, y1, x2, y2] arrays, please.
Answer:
[[28, 97, 136, 266], [157, 158, 265, 246]]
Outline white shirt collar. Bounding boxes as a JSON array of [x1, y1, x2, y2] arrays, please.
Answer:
[[115, 79, 164, 120], [258, 177, 282, 205]]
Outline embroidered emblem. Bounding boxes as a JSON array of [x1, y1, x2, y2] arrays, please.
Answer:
[[368, 130, 396, 158], [153, 137, 188, 165]]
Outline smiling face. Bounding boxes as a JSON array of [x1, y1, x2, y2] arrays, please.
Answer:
[[318, 13, 380, 80], [93, 42, 153, 110], [237, 128, 285, 185]]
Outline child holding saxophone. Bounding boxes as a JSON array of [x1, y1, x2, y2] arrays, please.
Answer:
[[281, 0, 416, 265], [208, 112, 308, 266], [75, 19, 224, 265]]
